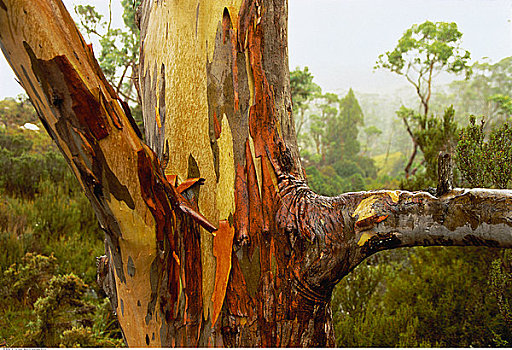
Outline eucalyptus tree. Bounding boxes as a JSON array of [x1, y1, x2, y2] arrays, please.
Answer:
[[1, 1, 512, 347], [376, 21, 472, 178]]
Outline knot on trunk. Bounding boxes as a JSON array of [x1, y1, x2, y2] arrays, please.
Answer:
[[275, 173, 351, 298]]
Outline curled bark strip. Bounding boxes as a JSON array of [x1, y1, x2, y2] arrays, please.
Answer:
[[176, 177, 205, 194], [245, 139, 262, 257], [211, 220, 235, 326], [137, 148, 173, 242]]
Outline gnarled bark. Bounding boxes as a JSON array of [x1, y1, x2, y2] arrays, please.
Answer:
[[1, 0, 511, 347]]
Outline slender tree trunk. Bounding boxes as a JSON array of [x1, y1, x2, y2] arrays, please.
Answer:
[[1, 0, 512, 347]]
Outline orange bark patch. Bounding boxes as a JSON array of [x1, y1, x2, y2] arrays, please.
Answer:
[[166, 174, 178, 186], [176, 177, 204, 194], [355, 214, 389, 229], [234, 163, 249, 243], [213, 111, 222, 139], [245, 139, 262, 258], [211, 220, 235, 326]]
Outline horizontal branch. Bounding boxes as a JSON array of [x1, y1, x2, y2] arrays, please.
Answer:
[[350, 188, 512, 256], [275, 171, 512, 295]]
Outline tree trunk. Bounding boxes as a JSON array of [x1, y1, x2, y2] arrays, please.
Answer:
[[1, 0, 512, 347]]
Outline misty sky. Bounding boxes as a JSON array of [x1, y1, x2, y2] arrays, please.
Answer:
[[0, 0, 511, 98]]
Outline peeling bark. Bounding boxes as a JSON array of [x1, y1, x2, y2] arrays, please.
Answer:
[[1, 0, 512, 347]]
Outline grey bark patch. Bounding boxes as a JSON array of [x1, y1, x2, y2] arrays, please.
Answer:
[[127, 256, 136, 277], [145, 257, 160, 325], [20, 62, 43, 107], [120, 298, 124, 316], [142, 64, 165, 159], [94, 145, 136, 210], [145, 334, 150, 345], [137, 300, 141, 307]]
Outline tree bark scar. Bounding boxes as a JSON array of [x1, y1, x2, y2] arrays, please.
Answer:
[[99, 90, 123, 130], [119, 99, 143, 139], [25, 48, 110, 140], [182, 212, 203, 345], [137, 148, 179, 319], [137, 148, 172, 242], [212, 111, 222, 140], [239, 0, 280, 163], [359, 232, 402, 255], [222, 8, 240, 113]]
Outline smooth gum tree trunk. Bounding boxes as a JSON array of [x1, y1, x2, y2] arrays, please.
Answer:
[[1, 0, 512, 347]]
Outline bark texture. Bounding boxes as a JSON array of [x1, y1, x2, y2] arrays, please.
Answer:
[[1, 0, 512, 347]]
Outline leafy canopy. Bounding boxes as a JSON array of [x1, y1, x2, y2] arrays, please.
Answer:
[[376, 21, 472, 117], [376, 20, 472, 81]]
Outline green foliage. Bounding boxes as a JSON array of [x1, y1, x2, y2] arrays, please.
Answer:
[[290, 66, 321, 135], [490, 251, 512, 334], [0, 96, 38, 128], [485, 123, 512, 189], [376, 21, 472, 93], [457, 116, 512, 189], [333, 247, 511, 347], [75, 1, 141, 103], [399, 105, 459, 189], [0, 253, 57, 306], [298, 86, 377, 195], [490, 94, 512, 118], [456, 116, 486, 187], [325, 89, 364, 163], [432, 56, 512, 128], [0, 253, 123, 347], [0, 98, 122, 347], [376, 21, 471, 180]]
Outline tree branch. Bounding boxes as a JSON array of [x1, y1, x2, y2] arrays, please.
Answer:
[[0, 1, 218, 345], [350, 188, 512, 258], [273, 165, 512, 299]]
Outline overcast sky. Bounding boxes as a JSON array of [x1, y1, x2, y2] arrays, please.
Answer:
[[1, 0, 511, 98]]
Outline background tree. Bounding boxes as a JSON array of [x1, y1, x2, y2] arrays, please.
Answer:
[[432, 56, 512, 130], [300, 89, 376, 195], [290, 66, 321, 136], [74, 0, 141, 104], [376, 21, 472, 178], [1, 1, 512, 347]]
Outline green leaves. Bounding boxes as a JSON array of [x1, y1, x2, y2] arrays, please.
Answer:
[[333, 247, 509, 347], [376, 21, 471, 78], [74, 1, 141, 103], [376, 21, 472, 181], [456, 117, 512, 189]]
